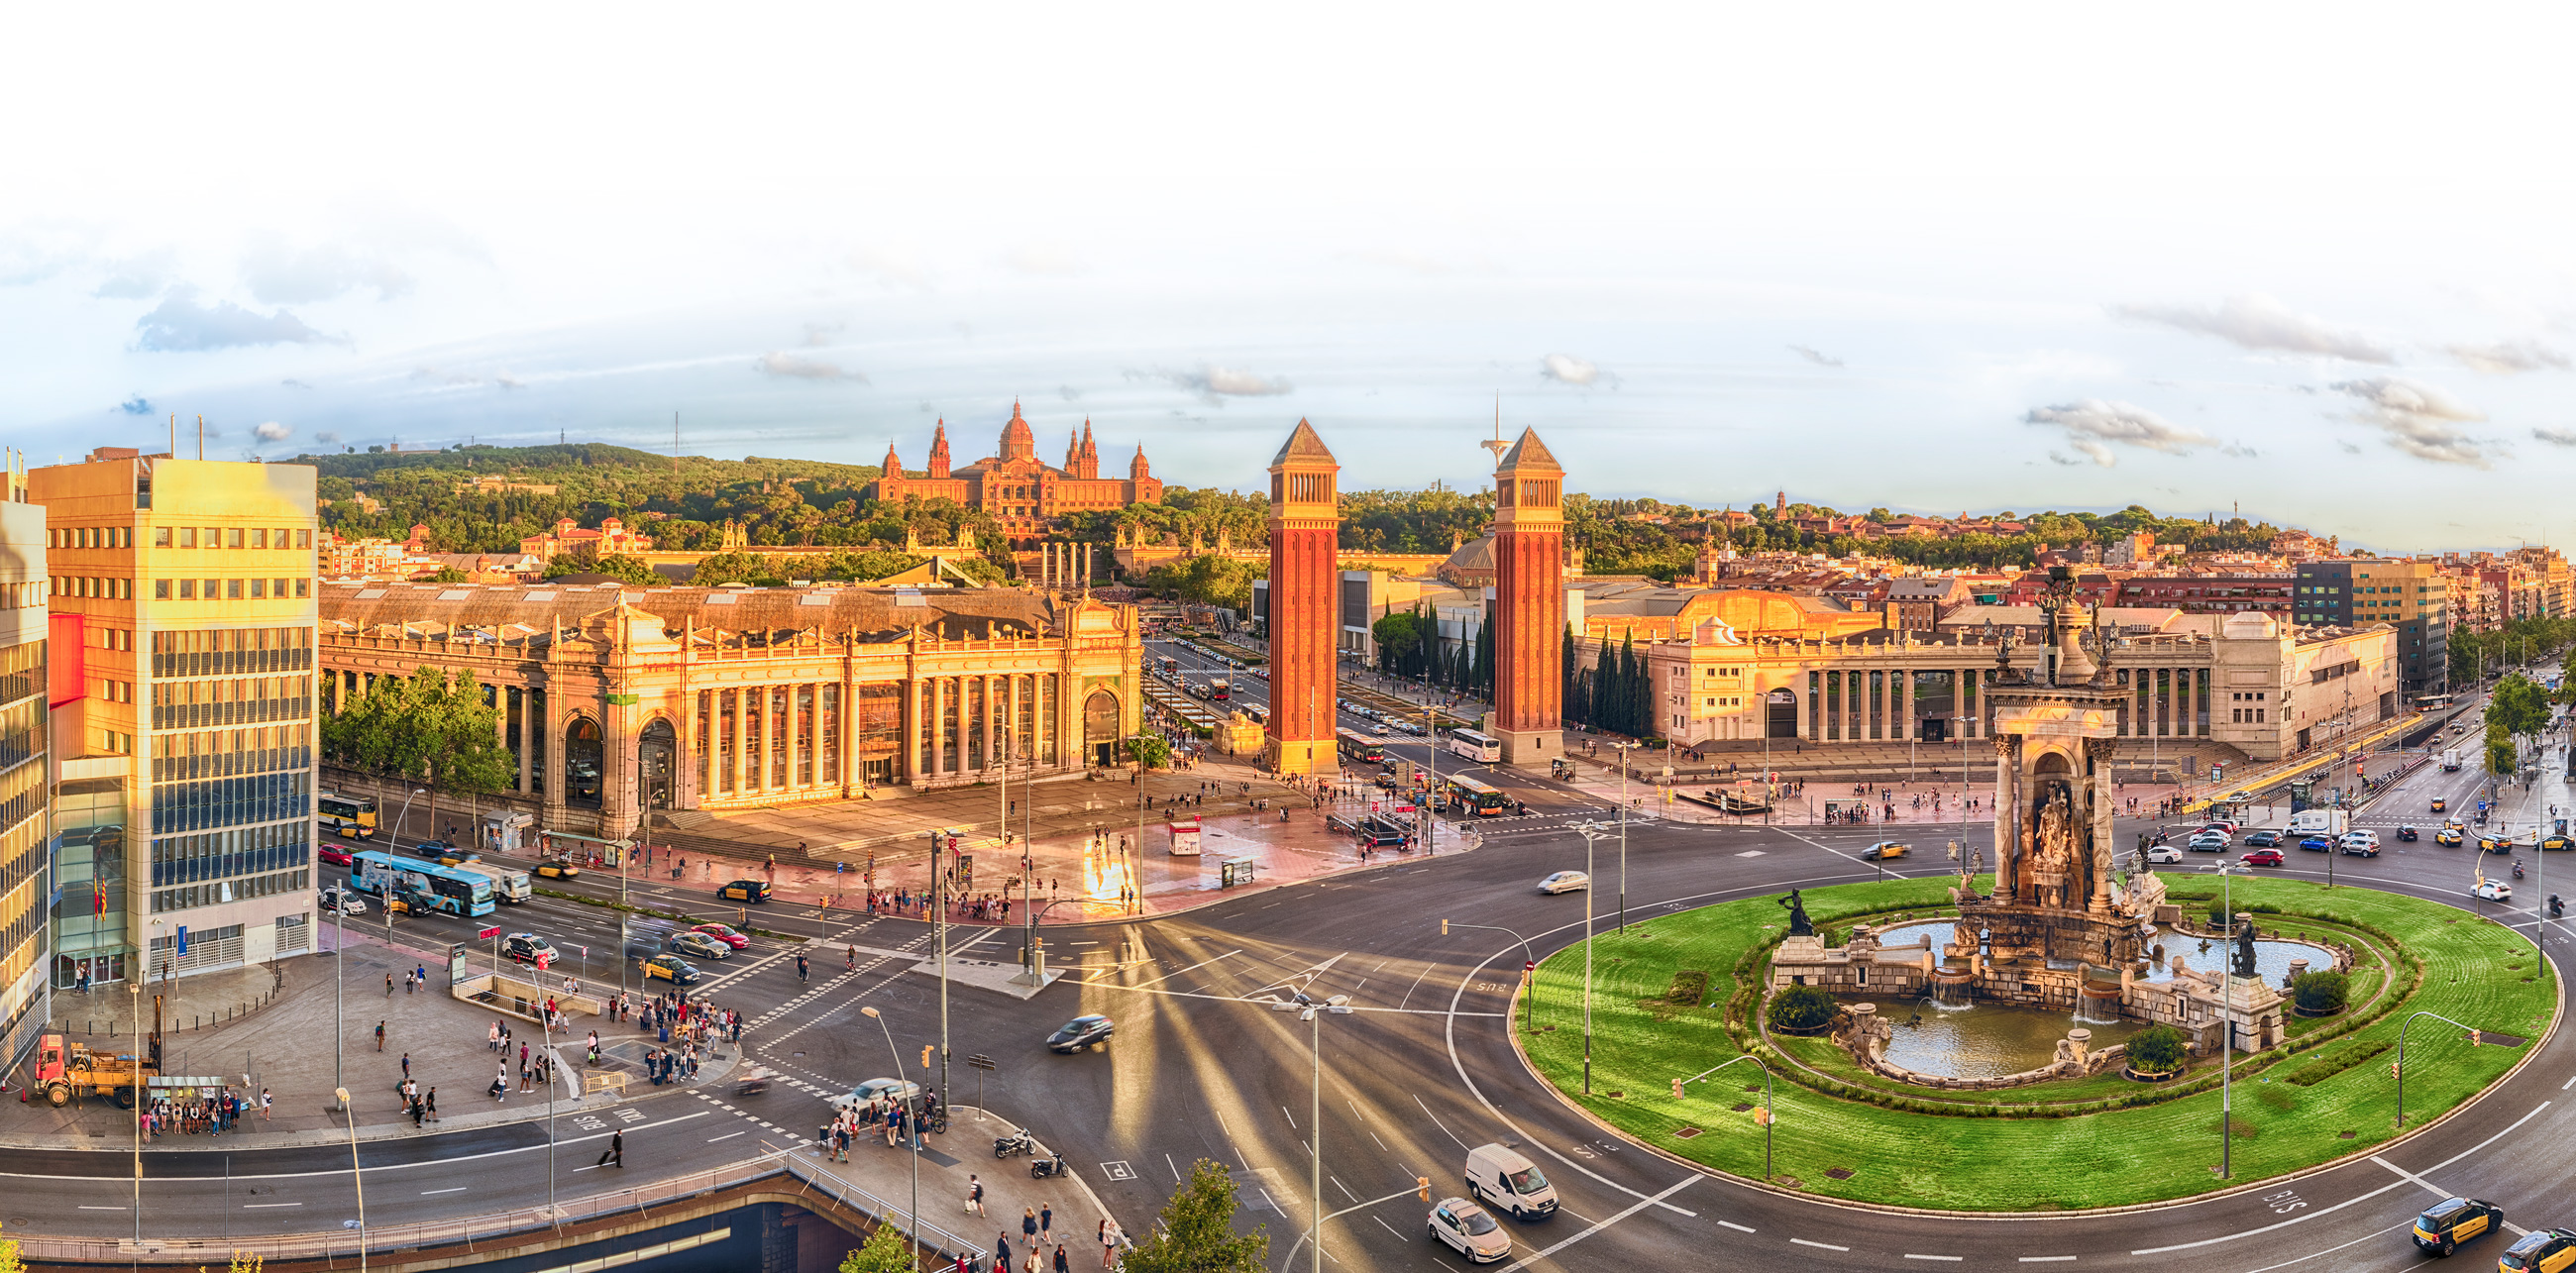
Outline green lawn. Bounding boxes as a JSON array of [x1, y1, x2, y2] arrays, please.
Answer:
[[1521, 877, 2556, 1210]]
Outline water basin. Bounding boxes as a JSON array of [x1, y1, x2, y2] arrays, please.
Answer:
[[1868, 999, 2150, 1080], [1876, 920, 2331, 986]]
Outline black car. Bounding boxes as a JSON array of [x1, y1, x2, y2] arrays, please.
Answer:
[[2412, 1196, 2503, 1255], [2397, 824, 2419, 842], [1047, 1014, 1115, 1053], [2244, 830, 2282, 848], [718, 879, 773, 903]]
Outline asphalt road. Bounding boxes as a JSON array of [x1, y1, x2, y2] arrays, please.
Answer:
[[19, 658, 2576, 1271]]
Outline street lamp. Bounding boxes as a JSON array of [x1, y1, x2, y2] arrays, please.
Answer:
[[391, 787, 428, 848], [130, 982, 142, 1247], [858, 1006, 918, 1273], [1442, 920, 1537, 1031], [1271, 991, 1351, 1273], [2204, 859, 2247, 1179], [1571, 819, 1610, 1094], [333, 1086, 368, 1273], [1674, 1055, 1774, 1181], [1609, 742, 1636, 932]]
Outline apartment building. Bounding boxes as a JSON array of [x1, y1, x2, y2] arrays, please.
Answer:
[[2294, 558, 2447, 695], [0, 465, 49, 1075], [32, 449, 319, 985]]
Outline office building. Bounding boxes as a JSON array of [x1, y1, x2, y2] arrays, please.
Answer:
[[0, 461, 49, 1073]]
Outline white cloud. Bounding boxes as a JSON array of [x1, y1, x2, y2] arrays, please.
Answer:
[[253, 421, 291, 442], [2020, 399, 2213, 467], [410, 366, 483, 385], [133, 290, 343, 352], [2447, 339, 2569, 374], [1001, 242, 1082, 276], [239, 236, 413, 303], [755, 351, 867, 381], [1540, 353, 1602, 385], [314, 431, 341, 444], [2330, 376, 2491, 467], [1787, 344, 1843, 368], [2115, 293, 2395, 363], [1129, 364, 1293, 403], [92, 249, 179, 299], [493, 371, 526, 389], [2532, 427, 2576, 448]]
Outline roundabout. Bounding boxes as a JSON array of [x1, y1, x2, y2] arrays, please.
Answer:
[[1520, 874, 2558, 1212]]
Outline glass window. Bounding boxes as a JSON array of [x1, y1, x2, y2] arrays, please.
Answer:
[[249, 579, 266, 599], [179, 527, 196, 549], [273, 579, 288, 597], [226, 579, 242, 599], [251, 529, 267, 550], [153, 527, 170, 548], [155, 580, 170, 599], [295, 529, 311, 549], [178, 580, 195, 599], [294, 580, 308, 598], [226, 528, 244, 549]]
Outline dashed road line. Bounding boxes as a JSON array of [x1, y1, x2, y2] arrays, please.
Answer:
[[1789, 1237, 1849, 1251]]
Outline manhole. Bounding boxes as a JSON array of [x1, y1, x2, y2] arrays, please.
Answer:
[[1731, 1103, 1754, 1113], [1605, 1091, 1624, 1100], [1824, 1168, 1854, 1180], [1673, 1127, 1702, 1139], [2339, 1131, 2356, 1139]]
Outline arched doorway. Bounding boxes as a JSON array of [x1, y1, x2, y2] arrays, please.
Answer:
[[1083, 690, 1121, 767], [565, 717, 603, 807], [639, 718, 677, 810], [1766, 688, 1798, 739]]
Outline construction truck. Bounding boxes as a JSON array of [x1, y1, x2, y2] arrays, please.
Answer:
[[28, 996, 163, 1108]]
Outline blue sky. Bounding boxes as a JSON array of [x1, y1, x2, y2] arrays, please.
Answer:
[[5, 6, 2574, 552]]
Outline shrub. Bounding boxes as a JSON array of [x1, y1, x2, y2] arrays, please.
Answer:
[[2294, 970, 2349, 1015], [2128, 1024, 2188, 1074], [1767, 985, 1840, 1033]]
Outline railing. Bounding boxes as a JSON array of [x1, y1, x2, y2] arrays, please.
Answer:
[[7, 1142, 994, 1267]]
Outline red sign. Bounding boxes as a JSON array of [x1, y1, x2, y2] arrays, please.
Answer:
[[479, 926, 501, 940]]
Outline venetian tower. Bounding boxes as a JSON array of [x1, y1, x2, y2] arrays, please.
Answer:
[[1266, 420, 1341, 775], [1491, 428, 1565, 765]]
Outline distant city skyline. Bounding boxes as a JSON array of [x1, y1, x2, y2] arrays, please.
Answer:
[[4, 9, 2573, 553]]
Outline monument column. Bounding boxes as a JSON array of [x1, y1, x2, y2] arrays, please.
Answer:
[[1491, 428, 1566, 766], [1992, 733, 2020, 901], [1264, 419, 1341, 776]]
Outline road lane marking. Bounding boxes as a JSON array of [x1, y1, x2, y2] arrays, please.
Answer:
[[1904, 1256, 1962, 1263], [76, 1206, 125, 1211], [2372, 1157, 2530, 1236], [2017, 1259, 2077, 1264], [708, 1131, 745, 1142], [244, 1203, 302, 1209], [1484, 1176, 1697, 1273], [421, 1187, 468, 1195], [1717, 1220, 1755, 1233], [1412, 1094, 1468, 1150], [1790, 1238, 1849, 1251]]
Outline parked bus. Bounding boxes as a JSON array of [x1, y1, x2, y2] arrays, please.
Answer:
[[444, 860, 533, 904], [317, 792, 378, 840], [1337, 728, 1384, 765], [1445, 773, 1512, 816], [1210, 676, 1231, 701], [346, 849, 496, 917], [1447, 729, 1502, 764]]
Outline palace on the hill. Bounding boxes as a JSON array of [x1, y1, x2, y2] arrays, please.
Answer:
[[869, 403, 1162, 542]]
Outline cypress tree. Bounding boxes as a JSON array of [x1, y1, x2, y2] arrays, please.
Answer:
[[1477, 619, 1495, 696], [1617, 631, 1640, 736], [1593, 637, 1618, 732]]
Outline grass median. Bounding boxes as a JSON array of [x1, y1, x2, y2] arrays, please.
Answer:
[[1519, 875, 2555, 1210]]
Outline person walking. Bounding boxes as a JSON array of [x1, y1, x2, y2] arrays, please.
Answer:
[[376, 1019, 386, 1051], [969, 1174, 987, 1217], [595, 1130, 623, 1168], [995, 1236, 1013, 1273], [385, 973, 394, 998], [426, 1087, 438, 1122], [401, 1051, 411, 1081], [1052, 1244, 1069, 1273], [1022, 1207, 1039, 1253], [493, 1063, 508, 1103], [260, 1088, 272, 1120], [1038, 1204, 1052, 1248]]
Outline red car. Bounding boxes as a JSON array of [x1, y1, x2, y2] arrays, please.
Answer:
[[691, 922, 751, 949], [2241, 848, 2286, 867], [318, 844, 355, 867]]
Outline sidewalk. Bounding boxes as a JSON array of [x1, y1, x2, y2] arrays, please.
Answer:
[[6, 925, 742, 1150], [762, 1105, 1120, 1271]]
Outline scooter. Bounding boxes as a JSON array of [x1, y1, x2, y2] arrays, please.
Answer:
[[1030, 1149, 1068, 1179], [995, 1128, 1034, 1159], [2550, 895, 2563, 918], [2514, 860, 2525, 880]]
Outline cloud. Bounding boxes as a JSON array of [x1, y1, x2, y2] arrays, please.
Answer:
[[92, 249, 179, 299], [133, 291, 343, 352], [116, 395, 152, 416], [1787, 344, 1843, 368], [847, 248, 931, 291], [280, 378, 312, 389], [1335, 249, 1498, 276], [755, 352, 867, 382], [2533, 427, 2576, 448], [2338, 441, 2363, 455], [0, 227, 91, 286], [493, 371, 525, 389], [2447, 339, 2569, 374], [1001, 242, 1082, 276], [1129, 365, 1293, 403], [253, 421, 291, 442], [1540, 353, 1604, 386], [314, 430, 341, 444], [238, 237, 413, 303], [2330, 376, 2492, 467], [2020, 399, 2215, 468], [2046, 451, 2087, 467], [802, 321, 845, 348], [2115, 293, 2395, 363], [410, 366, 483, 385]]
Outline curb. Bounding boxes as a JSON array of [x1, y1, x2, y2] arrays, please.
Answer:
[[1499, 886, 2567, 1221]]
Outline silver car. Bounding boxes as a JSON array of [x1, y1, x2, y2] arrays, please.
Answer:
[[1429, 1198, 1510, 1262]]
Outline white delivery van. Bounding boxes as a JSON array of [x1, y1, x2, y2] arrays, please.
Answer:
[[2440, 749, 2462, 773], [2286, 808, 2349, 838], [1462, 1143, 1558, 1220]]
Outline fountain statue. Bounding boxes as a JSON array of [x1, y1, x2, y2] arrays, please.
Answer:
[[2232, 914, 2259, 981], [1778, 889, 1815, 936]]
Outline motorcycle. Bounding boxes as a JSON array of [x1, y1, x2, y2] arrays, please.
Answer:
[[2514, 860, 2526, 880], [994, 1128, 1034, 1159], [1030, 1149, 1068, 1179], [2550, 895, 2564, 918]]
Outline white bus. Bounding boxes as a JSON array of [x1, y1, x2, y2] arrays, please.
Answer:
[[317, 792, 377, 840], [444, 860, 533, 904], [1447, 729, 1502, 764]]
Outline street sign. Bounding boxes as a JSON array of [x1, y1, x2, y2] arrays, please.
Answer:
[[448, 942, 467, 985], [479, 926, 501, 940], [965, 1054, 997, 1071]]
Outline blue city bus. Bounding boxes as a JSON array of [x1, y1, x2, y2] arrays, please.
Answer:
[[347, 849, 496, 917]]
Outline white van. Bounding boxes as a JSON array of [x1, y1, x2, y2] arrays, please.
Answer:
[[1462, 1143, 1557, 1220]]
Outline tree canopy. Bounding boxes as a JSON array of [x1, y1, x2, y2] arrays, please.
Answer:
[[1120, 1159, 1268, 1273]]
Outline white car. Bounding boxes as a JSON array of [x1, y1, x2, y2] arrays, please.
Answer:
[[1428, 1198, 1511, 1263], [2473, 879, 2514, 902], [319, 887, 367, 915], [1538, 871, 1590, 895], [829, 1077, 922, 1116], [2146, 845, 2184, 864]]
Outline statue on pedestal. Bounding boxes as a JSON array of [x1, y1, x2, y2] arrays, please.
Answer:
[[1778, 889, 1814, 936], [2232, 915, 2259, 981]]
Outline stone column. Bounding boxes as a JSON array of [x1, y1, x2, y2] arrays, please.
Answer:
[[1892, 668, 1908, 741], [1992, 732, 2018, 901], [2088, 737, 2115, 914], [730, 688, 748, 795], [1009, 673, 1023, 771], [517, 688, 534, 795], [907, 675, 924, 789]]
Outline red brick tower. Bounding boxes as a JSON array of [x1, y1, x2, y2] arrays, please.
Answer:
[[927, 421, 952, 478], [1491, 427, 1564, 766], [1265, 419, 1341, 776]]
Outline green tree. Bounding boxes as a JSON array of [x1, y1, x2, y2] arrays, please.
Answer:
[[837, 1221, 912, 1273], [2292, 970, 2349, 1015], [421, 566, 469, 583], [324, 669, 513, 838], [1125, 734, 1172, 770], [2127, 1023, 2187, 1073], [1766, 985, 1839, 1032], [581, 553, 664, 585], [1121, 1158, 1268, 1273], [690, 551, 776, 585]]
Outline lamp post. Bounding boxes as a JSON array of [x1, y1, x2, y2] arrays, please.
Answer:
[[2205, 859, 2246, 1179], [1675, 1055, 1774, 1181], [616, 836, 632, 1000], [858, 1007, 920, 1271], [1571, 819, 1609, 1094], [333, 860, 349, 1113], [391, 787, 429, 849], [1609, 741, 1636, 931], [130, 982, 142, 1247], [544, 1001, 559, 1218], [1271, 992, 1351, 1273], [333, 1086, 367, 1273], [1443, 920, 1537, 1031], [2395, 1008, 2501, 1130]]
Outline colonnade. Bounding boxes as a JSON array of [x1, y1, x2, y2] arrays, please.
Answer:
[[1801, 664, 2213, 742]]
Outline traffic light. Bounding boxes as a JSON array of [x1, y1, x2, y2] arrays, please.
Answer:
[[1755, 1108, 1772, 1126], [1670, 1077, 1685, 1100], [922, 1044, 935, 1066], [2469, 1030, 2483, 1047], [1417, 1176, 1432, 1202], [2390, 1061, 2403, 1080], [1441, 918, 1449, 936]]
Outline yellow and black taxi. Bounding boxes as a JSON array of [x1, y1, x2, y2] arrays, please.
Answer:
[[2542, 834, 2575, 853], [2479, 834, 2514, 854], [2432, 796, 2449, 812], [2438, 822, 2467, 846], [534, 857, 582, 879], [2411, 1196, 2503, 1255], [717, 879, 773, 904], [2498, 1224, 2576, 1270], [639, 952, 703, 985]]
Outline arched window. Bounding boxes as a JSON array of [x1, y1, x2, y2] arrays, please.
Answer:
[[565, 717, 604, 807]]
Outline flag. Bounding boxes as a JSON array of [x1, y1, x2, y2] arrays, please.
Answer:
[[90, 880, 103, 916]]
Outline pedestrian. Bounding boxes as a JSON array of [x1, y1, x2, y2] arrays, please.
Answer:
[[410, 1097, 424, 1128], [1098, 1220, 1112, 1269], [1023, 1208, 1039, 1252], [492, 1065, 507, 1102], [401, 1051, 411, 1081], [385, 973, 394, 997], [426, 1088, 438, 1121], [596, 1130, 623, 1167], [376, 1019, 386, 1051], [1039, 1204, 1052, 1246], [1053, 1244, 1069, 1273], [260, 1087, 271, 1120], [404, 970, 414, 995], [489, 1021, 502, 1051], [969, 1173, 987, 1216]]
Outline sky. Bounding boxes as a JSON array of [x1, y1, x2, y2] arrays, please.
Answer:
[[5, 5, 2575, 552]]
